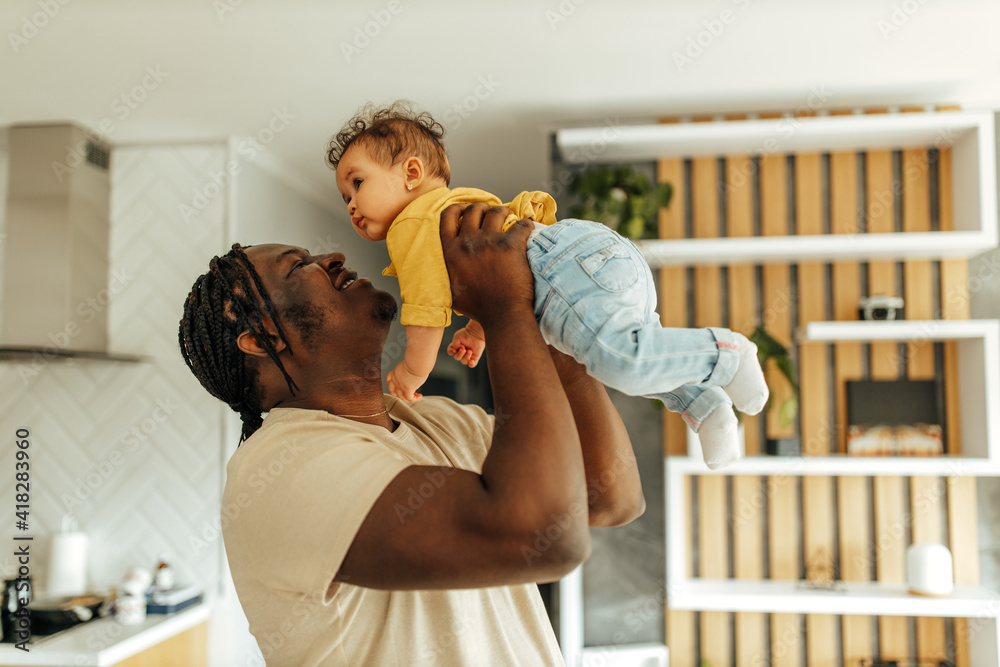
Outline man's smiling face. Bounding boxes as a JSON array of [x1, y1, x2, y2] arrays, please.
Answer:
[[244, 244, 397, 352]]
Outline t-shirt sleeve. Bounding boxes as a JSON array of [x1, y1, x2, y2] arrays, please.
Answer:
[[227, 423, 410, 601], [385, 215, 454, 328]]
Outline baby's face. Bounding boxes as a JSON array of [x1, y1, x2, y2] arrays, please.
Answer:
[[335, 145, 410, 242]]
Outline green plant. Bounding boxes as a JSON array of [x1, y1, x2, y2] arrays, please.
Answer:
[[568, 164, 673, 240], [750, 325, 799, 428]]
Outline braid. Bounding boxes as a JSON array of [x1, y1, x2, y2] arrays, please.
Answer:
[[179, 244, 299, 444]]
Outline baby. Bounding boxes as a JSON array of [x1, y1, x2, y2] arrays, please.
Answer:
[[327, 101, 768, 469]]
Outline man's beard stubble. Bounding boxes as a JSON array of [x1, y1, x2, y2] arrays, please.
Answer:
[[283, 291, 397, 349]]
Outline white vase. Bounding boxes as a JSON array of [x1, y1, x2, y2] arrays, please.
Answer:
[[906, 543, 954, 596]]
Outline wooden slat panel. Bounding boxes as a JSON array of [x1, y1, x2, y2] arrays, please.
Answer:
[[949, 476, 980, 667], [866, 149, 899, 379], [911, 476, 947, 661], [796, 151, 836, 666], [692, 153, 731, 666], [659, 149, 695, 666], [725, 152, 761, 457], [760, 146, 800, 667], [727, 148, 766, 666], [830, 150, 863, 455], [803, 476, 836, 667], [839, 476, 873, 667], [667, 475, 696, 666], [760, 153, 795, 441], [902, 146, 935, 377], [830, 137, 872, 666], [733, 475, 766, 667], [658, 155, 689, 457], [874, 475, 909, 661], [770, 472, 802, 667], [901, 131, 947, 663], [938, 147, 968, 457]]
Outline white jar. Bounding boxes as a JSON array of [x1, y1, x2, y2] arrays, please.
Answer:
[[906, 543, 954, 596], [115, 594, 146, 625]]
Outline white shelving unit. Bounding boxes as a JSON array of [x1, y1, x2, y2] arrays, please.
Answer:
[[667, 579, 1000, 617], [667, 320, 1000, 664], [556, 108, 1000, 666], [556, 110, 998, 267]]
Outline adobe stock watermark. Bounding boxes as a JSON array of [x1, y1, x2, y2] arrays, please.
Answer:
[[719, 85, 834, 195], [877, 0, 930, 39], [340, 0, 407, 63], [392, 468, 458, 524], [544, 0, 588, 30], [50, 65, 169, 182], [178, 107, 296, 224], [60, 397, 180, 511], [673, 0, 752, 73], [188, 439, 307, 556], [8, 0, 72, 54], [16, 267, 135, 384], [441, 76, 502, 130]]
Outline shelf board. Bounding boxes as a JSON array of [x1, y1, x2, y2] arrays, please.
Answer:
[[635, 230, 995, 267], [582, 644, 668, 667], [556, 109, 993, 162], [799, 319, 1000, 343], [668, 454, 1000, 477], [669, 579, 1000, 617]]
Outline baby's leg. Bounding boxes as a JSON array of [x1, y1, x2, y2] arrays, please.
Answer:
[[657, 384, 741, 469]]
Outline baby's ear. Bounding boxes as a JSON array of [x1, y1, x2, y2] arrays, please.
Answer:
[[402, 156, 425, 189]]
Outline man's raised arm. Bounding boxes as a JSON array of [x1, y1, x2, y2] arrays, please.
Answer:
[[335, 204, 591, 590]]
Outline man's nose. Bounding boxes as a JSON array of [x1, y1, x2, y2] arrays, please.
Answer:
[[318, 253, 346, 271]]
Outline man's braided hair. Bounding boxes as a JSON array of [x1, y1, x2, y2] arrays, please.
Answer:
[[178, 244, 299, 443]]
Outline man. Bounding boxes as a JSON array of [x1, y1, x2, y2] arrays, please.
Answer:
[[178, 204, 645, 666]]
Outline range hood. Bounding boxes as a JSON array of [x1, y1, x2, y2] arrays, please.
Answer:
[[0, 124, 140, 362]]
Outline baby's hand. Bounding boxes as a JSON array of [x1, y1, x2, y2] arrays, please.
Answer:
[[387, 361, 427, 401], [448, 326, 486, 368]]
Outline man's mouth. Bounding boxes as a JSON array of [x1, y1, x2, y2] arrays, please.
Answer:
[[334, 269, 358, 291]]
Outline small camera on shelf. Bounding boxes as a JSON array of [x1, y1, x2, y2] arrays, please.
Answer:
[[858, 294, 904, 321]]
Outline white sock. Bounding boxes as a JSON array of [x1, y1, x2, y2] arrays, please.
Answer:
[[722, 332, 770, 416], [697, 407, 741, 470]]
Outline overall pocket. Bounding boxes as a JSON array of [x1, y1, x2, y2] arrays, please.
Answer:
[[576, 238, 641, 292]]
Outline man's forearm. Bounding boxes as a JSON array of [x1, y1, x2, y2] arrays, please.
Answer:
[[478, 307, 591, 558], [549, 350, 646, 527]]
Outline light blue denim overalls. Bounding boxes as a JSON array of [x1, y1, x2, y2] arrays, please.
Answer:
[[526, 219, 740, 430]]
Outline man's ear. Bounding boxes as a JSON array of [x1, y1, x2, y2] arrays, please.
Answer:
[[236, 324, 287, 358], [402, 156, 425, 190]]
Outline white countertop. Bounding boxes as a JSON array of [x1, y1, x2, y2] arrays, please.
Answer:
[[0, 601, 211, 666]]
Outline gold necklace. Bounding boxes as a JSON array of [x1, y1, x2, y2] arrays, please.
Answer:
[[333, 406, 389, 419]]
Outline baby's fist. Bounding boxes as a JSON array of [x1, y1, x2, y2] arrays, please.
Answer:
[[447, 327, 486, 368], [387, 361, 426, 401]]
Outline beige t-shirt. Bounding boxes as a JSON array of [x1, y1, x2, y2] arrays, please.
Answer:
[[222, 395, 566, 666]]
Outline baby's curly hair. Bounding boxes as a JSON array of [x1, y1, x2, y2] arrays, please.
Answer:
[[326, 100, 451, 185]]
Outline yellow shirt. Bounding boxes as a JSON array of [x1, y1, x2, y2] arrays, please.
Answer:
[[222, 395, 566, 666], [383, 186, 557, 327]]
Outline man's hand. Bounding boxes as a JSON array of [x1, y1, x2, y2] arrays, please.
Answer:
[[387, 360, 427, 401], [448, 326, 486, 368], [439, 203, 534, 328]]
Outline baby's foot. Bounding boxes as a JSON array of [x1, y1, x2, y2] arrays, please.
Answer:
[[697, 407, 741, 470], [722, 332, 769, 416]]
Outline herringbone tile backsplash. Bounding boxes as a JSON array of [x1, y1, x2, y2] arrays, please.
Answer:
[[0, 144, 230, 596]]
